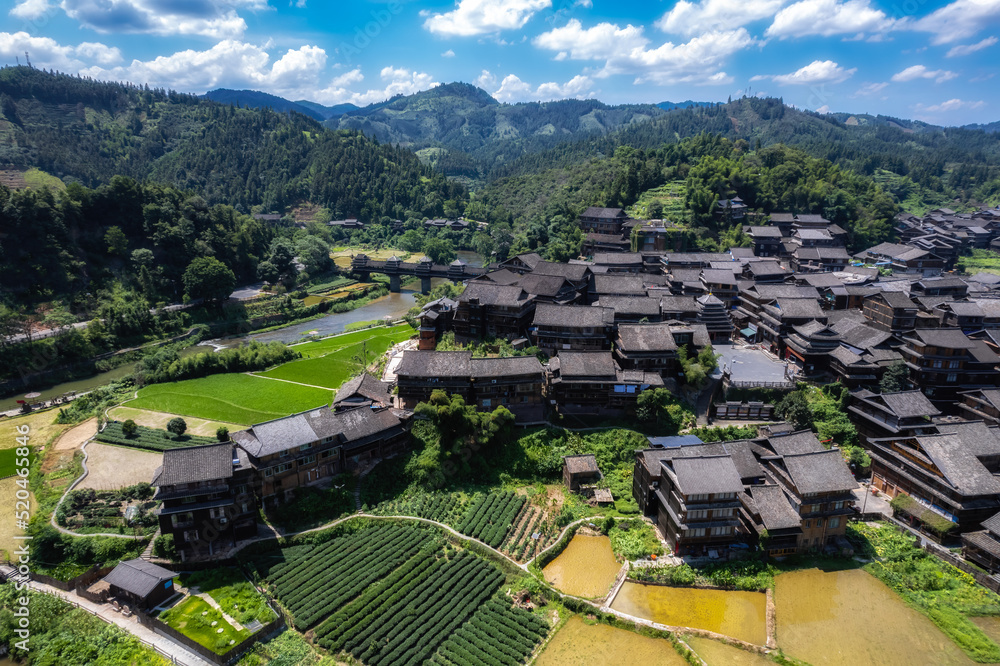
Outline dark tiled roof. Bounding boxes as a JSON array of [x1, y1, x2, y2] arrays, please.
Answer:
[[334, 373, 391, 406], [918, 432, 1000, 495], [982, 512, 1000, 536], [877, 391, 940, 418], [480, 269, 521, 285], [772, 298, 825, 318], [782, 450, 857, 495], [471, 356, 544, 378], [617, 323, 679, 352], [593, 274, 647, 295], [910, 328, 975, 349], [153, 444, 235, 487], [874, 290, 917, 309], [582, 207, 626, 219], [701, 269, 738, 285], [517, 273, 570, 297], [396, 350, 472, 377], [534, 303, 614, 327], [598, 296, 662, 316], [104, 559, 175, 598], [746, 226, 783, 238], [750, 485, 803, 531], [459, 282, 530, 307], [564, 454, 600, 474], [594, 252, 643, 265], [553, 351, 617, 378], [767, 430, 825, 456], [659, 295, 700, 313], [532, 261, 591, 281], [670, 455, 744, 495]]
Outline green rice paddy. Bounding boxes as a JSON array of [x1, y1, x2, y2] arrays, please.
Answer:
[[255, 324, 414, 389], [124, 325, 414, 425], [127, 374, 332, 426]]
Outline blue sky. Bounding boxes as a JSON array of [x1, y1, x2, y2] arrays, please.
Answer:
[[2, 0, 998, 124]]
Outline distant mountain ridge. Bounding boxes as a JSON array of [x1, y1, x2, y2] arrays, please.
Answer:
[[656, 100, 714, 111], [203, 88, 327, 121]]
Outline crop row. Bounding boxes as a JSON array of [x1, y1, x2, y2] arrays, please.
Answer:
[[457, 492, 526, 548], [317, 549, 503, 666], [278, 528, 426, 622], [430, 597, 549, 666], [372, 491, 467, 526], [503, 507, 541, 562], [96, 422, 216, 451], [266, 525, 433, 626]]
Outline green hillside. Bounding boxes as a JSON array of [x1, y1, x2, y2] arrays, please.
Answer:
[[0, 66, 464, 220]]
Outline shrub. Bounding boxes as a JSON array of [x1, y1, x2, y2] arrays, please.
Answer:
[[154, 533, 177, 560], [166, 417, 187, 437], [121, 419, 138, 438]]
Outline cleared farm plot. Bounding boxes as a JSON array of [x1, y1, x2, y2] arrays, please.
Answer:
[[127, 373, 333, 425], [77, 443, 163, 491], [108, 406, 243, 435]]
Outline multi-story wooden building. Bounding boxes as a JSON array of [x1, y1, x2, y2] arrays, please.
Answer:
[[613, 322, 711, 377], [579, 207, 629, 235], [232, 406, 412, 503], [394, 350, 546, 422], [153, 443, 257, 561], [957, 389, 1000, 426], [744, 226, 783, 257], [452, 282, 536, 342], [654, 455, 746, 556], [546, 350, 662, 415], [862, 291, 918, 332], [847, 389, 941, 444], [531, 304, 615, 354], [869, 421, 1000, 532], [900, 328, 1000, 409]]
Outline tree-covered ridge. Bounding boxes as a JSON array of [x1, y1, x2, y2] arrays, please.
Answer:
[[329, 82, 666, 181], [0, 177, 272, 305], [0, 66, 465, 220], [479, 133, 897, 259], [493, 96, 1000, 211]]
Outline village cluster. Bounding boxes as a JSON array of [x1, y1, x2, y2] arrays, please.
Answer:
[[137, 202, 1000, 578]]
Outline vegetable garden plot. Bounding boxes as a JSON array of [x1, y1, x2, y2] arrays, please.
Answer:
[[457, 492, 527, 549]]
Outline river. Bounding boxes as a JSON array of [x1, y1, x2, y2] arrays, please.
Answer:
[[0, 250, 485, 412]]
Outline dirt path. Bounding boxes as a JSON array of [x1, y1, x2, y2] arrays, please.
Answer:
[[53, 417, 98, 451]]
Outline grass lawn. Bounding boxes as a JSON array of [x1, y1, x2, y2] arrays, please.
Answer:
[[160, 596, 249, 654], [175, 569, 275, 627], [256, 325, 414, 389], [127, 374, 333, 425]]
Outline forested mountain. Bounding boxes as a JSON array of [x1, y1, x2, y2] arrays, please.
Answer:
[[477, 134, 897, 261], [295, 100, 359, 119], [202, 88, 326, 121], [490, 97, 1000, 212], [326, 82, 666, 181], [0, 66, 465, 221], [656, 101, 714, 111]]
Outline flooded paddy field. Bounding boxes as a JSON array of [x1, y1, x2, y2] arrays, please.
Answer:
[[542, 535, 623, 599], [774, 568, 976, 666], [610, 581, 767, 646], [535, 616, 687, 666]]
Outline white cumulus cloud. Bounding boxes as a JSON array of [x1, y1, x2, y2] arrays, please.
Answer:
[[853, 81, 888, 96], [657, 0, 787, 37], [9, 0, 53, 20], [533, 19, 755, 85], [892, 65, 958, 83], [918, 98, 986, 113], [0, 31, 121, 70], [752, 59, 856, 85], [766, 0, 897, 39], [946, 36, 998, 56], [82, 40, 329, 100], [317, 66, 438, 106], [423, 0, 551, 37], [913, 0, 1000, 44]]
